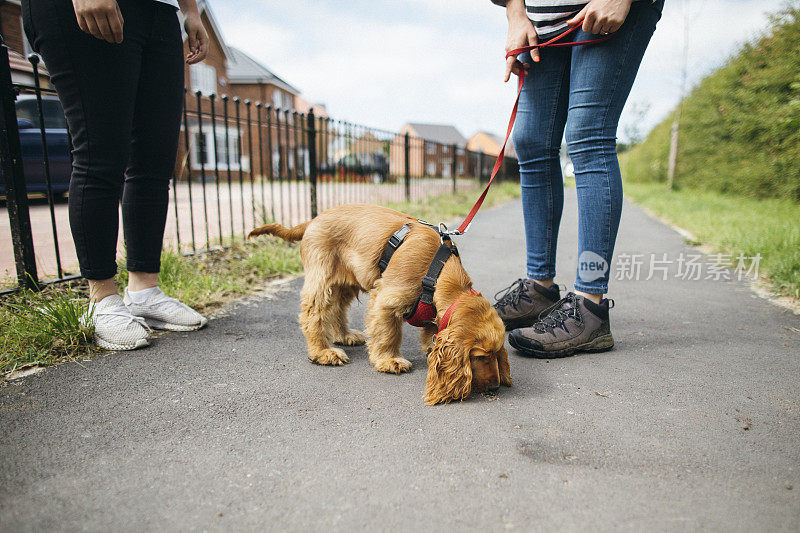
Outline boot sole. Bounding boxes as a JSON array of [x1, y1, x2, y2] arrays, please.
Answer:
[[508, 333, 615, 359]]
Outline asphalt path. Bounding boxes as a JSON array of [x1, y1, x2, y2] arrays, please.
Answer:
[[2, 189, 799, 531]]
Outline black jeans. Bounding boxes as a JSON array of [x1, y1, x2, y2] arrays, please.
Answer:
[[22, 0, 184, 279]]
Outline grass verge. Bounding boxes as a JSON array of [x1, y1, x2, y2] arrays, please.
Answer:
[[1, 237, 302, 377], [1, 180, 521, 378], [623, 181, 800, 298], [387, 180, 521, 223]]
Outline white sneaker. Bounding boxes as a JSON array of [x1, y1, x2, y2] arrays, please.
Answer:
[[123, 287, 208, 332], [82, 294, 151, 351]]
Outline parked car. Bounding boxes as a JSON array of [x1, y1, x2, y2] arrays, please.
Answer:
[[0, 95, 71, 197], [320, 152, 389, 183]]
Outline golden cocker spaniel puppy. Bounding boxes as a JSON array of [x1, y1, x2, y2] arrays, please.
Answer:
[[249, 204, 511, 404]]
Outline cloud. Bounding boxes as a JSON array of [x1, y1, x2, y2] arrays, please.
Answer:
[[211, 0, 788, 141]]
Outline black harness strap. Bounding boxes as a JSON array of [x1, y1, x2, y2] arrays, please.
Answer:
[[418, 239, 458, 305], [377, 223, 460, 327], [378, 223, 412, 273]]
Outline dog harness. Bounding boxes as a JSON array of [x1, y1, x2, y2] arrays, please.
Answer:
[[378, 223, 462, 328]]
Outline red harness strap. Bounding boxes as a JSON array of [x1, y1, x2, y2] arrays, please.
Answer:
[[453, 21, 614, 234], [438, 289, 479, 334]]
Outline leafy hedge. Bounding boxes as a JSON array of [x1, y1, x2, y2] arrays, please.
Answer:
[[621, 4, 800, 200]]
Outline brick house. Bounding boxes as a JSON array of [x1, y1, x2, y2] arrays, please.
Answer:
[[181, 0, 312, 182], [391, 122, 467, 178], [0, 0, 50, 86], [466, 131, 517, 160], [467, 130, 519, 178]]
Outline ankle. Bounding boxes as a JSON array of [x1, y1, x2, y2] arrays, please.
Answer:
[[127, 271, 159, 292], [88, 278, 118, 303], [575, 290, 603, 305], [530, 278, 555, 289]]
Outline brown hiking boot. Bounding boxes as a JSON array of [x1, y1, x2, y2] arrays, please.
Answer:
[[493, 279, 561, 331], [508, 292, 614, 358]]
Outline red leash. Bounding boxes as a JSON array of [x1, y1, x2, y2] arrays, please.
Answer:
[[453, 21, 614, 234]]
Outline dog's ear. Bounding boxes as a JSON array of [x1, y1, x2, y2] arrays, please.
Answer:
[[424, 327, 472, 405], [497, 346, 512, 387]]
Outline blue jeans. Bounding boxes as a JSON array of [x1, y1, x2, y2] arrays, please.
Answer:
[[512, 0, 664, 294]]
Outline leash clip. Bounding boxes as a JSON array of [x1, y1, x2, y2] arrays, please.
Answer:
[[417, 219, 463, 244]]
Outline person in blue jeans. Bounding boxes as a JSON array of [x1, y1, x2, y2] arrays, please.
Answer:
[[490, 0, 664, 358]]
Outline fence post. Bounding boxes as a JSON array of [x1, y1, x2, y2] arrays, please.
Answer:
[[451, 143, 457, 193], [477, 149, 484, 183], [307, 109, 318, 218], [403, 132, 410, 201], [0, 41, 38, 289]]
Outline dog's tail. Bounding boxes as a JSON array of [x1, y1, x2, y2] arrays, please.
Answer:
[[248, 220, 310, 242]]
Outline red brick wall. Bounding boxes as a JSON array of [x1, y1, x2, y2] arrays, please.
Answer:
[[1, 2, 25, 54]]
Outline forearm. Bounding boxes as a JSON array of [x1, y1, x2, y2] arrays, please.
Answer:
[[176, 0, 200, 16], [505, 0, 528, 21]]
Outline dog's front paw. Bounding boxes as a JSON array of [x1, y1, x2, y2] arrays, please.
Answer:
[[373, 356, 412, 374], [310, 347, 350, 366], [335, 329, 366, 346]]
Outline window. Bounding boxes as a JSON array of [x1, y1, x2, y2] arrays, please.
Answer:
[[189, 121, 248, 172], [457, 162, 464, 175], [442, 165, 451, 177], [426, 161, 436, 175], [442, 145, 449, 155], [425, 142, 435, 155], [190, 63, 217, 96], [272, 89, 282, 109]]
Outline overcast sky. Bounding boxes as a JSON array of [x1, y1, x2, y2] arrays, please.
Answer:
[[210, 0, 790, 142]]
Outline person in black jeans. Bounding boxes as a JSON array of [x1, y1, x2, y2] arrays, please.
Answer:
[[23, 0, 210, 350]]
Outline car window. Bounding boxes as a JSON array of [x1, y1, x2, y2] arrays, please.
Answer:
[[15, 99, 67, 129], [15, 99, 38, 127], [43, 100, 67, 129]]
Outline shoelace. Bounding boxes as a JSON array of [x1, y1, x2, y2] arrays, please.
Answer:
[[94, 306, 151, 332], [144, 291, 185, 311], [533, 293, 582, 334], [494, 279, 532, 309]]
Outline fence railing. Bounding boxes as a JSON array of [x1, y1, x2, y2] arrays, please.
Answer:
[[0, 46, 519, 294]]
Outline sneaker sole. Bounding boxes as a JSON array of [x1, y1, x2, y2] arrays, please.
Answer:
[[95, 336, 150, 351], [508, 333, 615, 359], [144, 317, 208, 332]]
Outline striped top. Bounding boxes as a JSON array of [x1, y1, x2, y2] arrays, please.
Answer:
[[491, 1, 647, 40]]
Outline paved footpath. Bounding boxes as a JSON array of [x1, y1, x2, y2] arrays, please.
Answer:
[[2, 189, 799, 532]]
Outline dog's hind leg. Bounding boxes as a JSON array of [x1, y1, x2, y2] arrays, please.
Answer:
[[331, 285, 366, 346], [299, 278, 349, 366], [365, 288, 411, 374]]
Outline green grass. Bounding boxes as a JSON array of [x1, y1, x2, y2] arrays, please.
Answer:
[[619, 4, 800, 199], [1, 285, 94, 375], [387, 180, 521, 223], [1, 237, 302, 377], [624, 181, 800, 298], [1, 181, 521, 378]]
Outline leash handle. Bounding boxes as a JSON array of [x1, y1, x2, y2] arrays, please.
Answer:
[[454, 20, 614, 234]]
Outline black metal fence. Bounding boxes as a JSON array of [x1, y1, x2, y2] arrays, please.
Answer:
[[0, 46, 518, 293]]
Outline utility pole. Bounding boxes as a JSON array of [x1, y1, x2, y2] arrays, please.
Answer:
[[667, 1, 693, 190]]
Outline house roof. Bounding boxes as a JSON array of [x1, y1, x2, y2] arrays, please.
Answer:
[[406, 123, 467, 146], [474, 130, 516, 158], [193, 0, 234, 63], [226, 47, 299, 95]]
